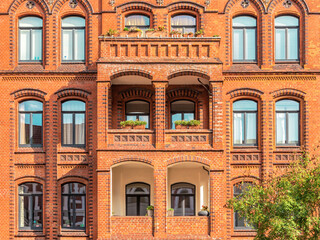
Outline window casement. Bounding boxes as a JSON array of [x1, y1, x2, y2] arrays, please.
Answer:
[[18, 182, 43, 230], [276, 99, 300, 146], [125, 100, 150, 128], [233, 182, 254, 230], [61, 182, 86, 229], [171, 182, 195, 216], [19, 17, 43, 62], [171, 14, 196, 34], [275, 16, 299, 62], [62, 16, 85, 62], [232, 16, 257, 62], [233, 100, 258, 146], [19, 100, 43, 147], [61, 100, 86, 147], [125, 14, 150, 36], [126, 182, 150, 216], [170, 100, 195, 129]]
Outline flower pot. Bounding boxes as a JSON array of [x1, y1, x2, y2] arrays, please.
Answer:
[[167, 210, 174, 217], [122, 125, 132, 129], [147, 209, 154, 217], [175, 124, 182, 129], [146, 31, 165, 38], [189, 125, 200, 129], [180, 125, 188, 129], [133, 125, 146, 130], [128, 31, 142, 37], [198, 210, 209, 216]]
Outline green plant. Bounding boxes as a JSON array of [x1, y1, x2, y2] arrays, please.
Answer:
[[181, 120, 189, 126], [188, 32, 194, 36], [195, 29, 204, 36], [213, 34, 220, 37], [147, 205, 154, 210], [134, 120, 147, 126], [168, 208, 174, 211], [170, 30, 181, 35], [129, 27, 142, 32], [188, 120, 201, 126], [120, 120, 135, 127], [105, 29, 118, 36], [158, 26, 165, 31], [201, 205, 208, 211], [146, 28, 155, 32], [174, 120, 183, 125], [123, 27, 129, 31]]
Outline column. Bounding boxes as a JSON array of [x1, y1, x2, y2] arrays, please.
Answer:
[[210, 81, 223, 149]]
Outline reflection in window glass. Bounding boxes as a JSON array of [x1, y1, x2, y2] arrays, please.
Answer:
[[171, 183, 195, 216], [171, 100, 195, 129], [125, 15, 150, 36], [171, 15, 196, 34], [125, 100, 150, 128], [126, 183, 150, 216], [233, 182, 253, 229]]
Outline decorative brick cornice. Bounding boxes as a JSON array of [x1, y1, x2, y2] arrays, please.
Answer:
[[267, 0, 309, 14], [227, 88, 264, 98], [271, 88, 306, 99], [55, 88, 91, 99], [119, 88, 154, 100], [110, 69, 153, 80], [224, 0, 266, 13], [8, 0, 49, 14], [224, 75, 316, 81], [166, 88, 200, 99], [118, 2, 153, 13], [52, 0, 93, 14], [112, 157, 153, 166], [168, 70, 210, 80], [166, 155, 210, 167], [167, 2, 204, 13], [11, 88, 47, 100]]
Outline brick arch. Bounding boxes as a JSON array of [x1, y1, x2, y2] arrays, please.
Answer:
[[57, 175, 89, 183], [8, 0, 49, 14], [267, 0, 309, 14], [117, 2, 153, 13], [271, 88, 306, 99], [52, 0, 93, 14], [11, 88, 47, 100], [168, 70, 210, 81], [119, 88, 154, 100], [15, 175, 46, 183], [231, 175, 260, 182], [55, 88, 91, 99], [224, 0, 266, 14], [166, 155, 210, 167], [167, 2, 204, 13], [112, 157, 153, 167], [166, 88, 200, 100], [227, 88, 264, 99], [110, 69, 153, 81]]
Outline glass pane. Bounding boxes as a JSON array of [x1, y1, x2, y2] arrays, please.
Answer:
[[139, 196, 149, 216], [125, 15, 150, 26], [20, 196, 30, 227], [126, 115, 137, 121], [171, 100, 195, 112], [172, 183, 195, 194], [233, 16, 256, 27], [32, 113, 42, 145], [184, 113, 194, 121], [63, 114, 73, 145], [171, 27, 183, 33], [184, 27, 196, 34], [74, 29, 85, 61], [233, 182, 252, 196], [276, 113, 286, 144], [20, 113, 30, 145], [31, 30, 42, 61], [19, 183, 42, 194], [62, 29, 73, 61], [20, 30, 30, 60], [71, 183, 86, 194], [62, 100, 85, 112], [246, 113, 257, 144], [233, 113, 244, 145], [233, 29, 244, 60], [184, 196, 195, 216], [74, 195, 86, 228], [276, 100, 299, 111], [19, 100, 43, 111], [171, 15, 196, 26], [33, 195, 42, 228], [172, 113, 182, 129], [172, 196, 183, 216], [139, 115, 149, 129], [288, 113, 299, 144], [62, 17, 85, 27], [126, 183, 150, 194], [245, 28, 256, 60], [233, 100, 257, 111], [19, 17, 43, 28], [235, 211, 246, 227], [288, 28, 298, 60], [127, 196, 137, 216], [275, 16, 299, 27], [62, 196, 71, 227], [276, 29, 286, 60], [126, 101, 149, 114], [75, 114, 85, 145]]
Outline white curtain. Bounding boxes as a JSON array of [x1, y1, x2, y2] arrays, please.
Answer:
[[276, 113, 286, 144], [234, 113, 244, 144]]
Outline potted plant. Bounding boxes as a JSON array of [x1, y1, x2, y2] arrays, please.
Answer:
[[128, 27, 142, 37], [180, 120, 189, 129], [188, 120, 201, 129], [195, 29, 204, 37], [146, 28, 166, 38], [170, 30, 181, 37], [120, 120, 134, 129], [198, 205, 209, 216], [167, 208, 174, 216], [104, 28, 118, 37], [213, 34, 220, 37], [147, 205, 154, 217], [188, 32, 194, 37], [174, 120, 183, 129], [133, 120, 147, 129]]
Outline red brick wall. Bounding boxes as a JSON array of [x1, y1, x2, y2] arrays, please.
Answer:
[[111, 216, 153, 237], [166, 216, 209, 236]]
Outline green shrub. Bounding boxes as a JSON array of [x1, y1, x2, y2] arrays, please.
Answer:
[[105, 29, 118, 36], [181, 120, 189, 126], [188, 120, 201, 126], [147, 205, 154, 210], [174, 120, 183, 125], [129, 27, 142, 32], [134, 120, 147, 126], [120, 120, 135, 127], [146, 28, 155, 32], [123, 27, 129, 31]]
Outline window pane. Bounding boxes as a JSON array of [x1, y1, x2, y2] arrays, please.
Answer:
[[126, 101, 149, 114], [171, 100, 195, 112], [184, 27, 196, 34], [233, 100, 257, 111], [20, 113, 30, 145], [276, 100, 299, 111], [275, 16, 299, 27], [127, 183, 150, 194], [288, 28, 298, 60], [20, 195, 30, 228], [127, 196, 137, 216], [62, 17, 85, 27], [139, 115, 149, 129], [62, 196, 71, 227], [62, 100, 85, 112], [126, 115, 137, 121], [19, 100, 43, 111], [276, 113, 286, 144], [63, 114, 73, 145], [74, 29, 85, 61], [172, 196, 183, 216], [235, 211, 246, 227], [172, 183, 195, 194], [62, 29, 73, 61], [233, 29, 244, 60], [171, 15, 196, 26], [71, 183, 86, 194], [32, 113, 42, 145], [233, 16, 256, 27], [276, 29, 286, 60], [125, 15, 150, 26], [245, 28, 256, 60], [172, 113, 182, 129], [20, 30, 30, 61], [288, 112, 299, 144], [19, 17, 43, 28], [74, 195, 85, 228], [139, 196, 149, 216], [184, 113, 194, 121], [246, 113, 257, 144], [184, 196, 195, 216], [233, 113, 244, 145], [31, 30, 42, 61], [75, 114, 85, 145], [33, 195, 42, 228]]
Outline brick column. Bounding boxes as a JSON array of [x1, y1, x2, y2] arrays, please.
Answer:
[[153, 81, 168, 149], [210, 81, 223, 149]]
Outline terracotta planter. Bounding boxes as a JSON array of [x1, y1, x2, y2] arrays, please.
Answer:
[[189, 125, 200, 129], [122, 125, 132, 129], [128, 31, 142, 37], [133, 125, 146, 130], [175, 124, 182, 129], [147, 209, 154, 217], [146, 31, 165, 38], [167, 210, 174, 217], [180, 125, 188, 129]]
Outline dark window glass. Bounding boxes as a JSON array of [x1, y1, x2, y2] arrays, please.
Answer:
[[62, 100, 85, 147], [233, 182, 253, 229], [233, 16, 257, 62], [275, 16, 299, 61], [233, 100, 257, 145], [171, 100, 195, 129], [125, 100, 150, 128], [61, 182, 86, 229], [276, 99, 300, 145], [19, 100, 43, 147], [171, 15, 196, 34], [19, 183, 43, 230], [171, 183, 195, 216], [125, 15, 150, 36], [126, 183, 150, 216], [19, 17, 43, 62]]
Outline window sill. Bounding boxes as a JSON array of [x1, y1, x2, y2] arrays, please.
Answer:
[[58, 146, 87, 154], [232, 229, 256, 237], [18, 61, 43, 64], [274, 146, 301, 152], [165, 129, 212, 133], [15, 230, 44, 237], [108, 129, 155, 134], [61, 61, 86, 64], [232, 61, 258, 64], [231, 147, 261, 153], [15, 147, 45, 154], [59, 230, 88, 237]]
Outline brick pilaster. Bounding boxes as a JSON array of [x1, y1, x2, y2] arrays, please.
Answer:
[[211, 81, 223, 149]]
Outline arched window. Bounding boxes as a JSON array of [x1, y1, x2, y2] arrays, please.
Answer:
[[62, 16, 85, 62], [171, 14, 196, 34], [233, 100, 257, 146], [125, 100, 150, 128], [18, 182, 43, 230], [19, 100, 43, 147], [233, 16, 257, 62], [171, 183, 195, 216], [233, 182, 254, 229], [61, 182, 86, 229], [126, 182, 150, 216], [19, 17, 43, 62], [171, 100, 195, 129], [62, 100, 85, 147], [125, 14, 150, 35], [275, 16, 299, 61], [276, 99, 300, 145]]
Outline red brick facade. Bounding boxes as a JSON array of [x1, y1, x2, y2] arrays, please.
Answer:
[[0, 0, 320, 239]]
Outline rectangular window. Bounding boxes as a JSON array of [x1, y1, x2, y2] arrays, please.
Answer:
[[233, 113, 244, 145], [62, 29, 73, 61], [63, 114, 73, 145], [276, 112, 286, 145], [288, 112, 299, 145], [245, 28, 256, 61], [233, 29, 244, 61]]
